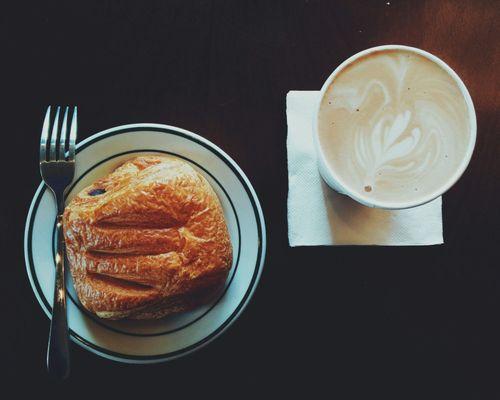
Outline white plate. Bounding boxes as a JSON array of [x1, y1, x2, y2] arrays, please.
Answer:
[[24, 123, 266, 364]]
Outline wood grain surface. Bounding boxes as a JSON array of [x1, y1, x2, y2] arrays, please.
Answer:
[[1, 1, 498, 398]]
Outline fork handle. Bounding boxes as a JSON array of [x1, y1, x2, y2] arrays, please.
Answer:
[[47, 214, 70, 380]]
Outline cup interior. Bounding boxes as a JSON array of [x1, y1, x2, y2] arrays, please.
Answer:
[[313, 44, 476, 209]]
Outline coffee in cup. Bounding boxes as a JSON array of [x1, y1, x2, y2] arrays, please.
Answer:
[[314, 45, 476, 209]]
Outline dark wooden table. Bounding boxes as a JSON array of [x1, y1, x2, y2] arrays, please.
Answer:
[[2, 1, 499, 398]]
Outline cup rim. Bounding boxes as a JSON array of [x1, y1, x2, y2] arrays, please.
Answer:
[[312, 44, 477, 209]]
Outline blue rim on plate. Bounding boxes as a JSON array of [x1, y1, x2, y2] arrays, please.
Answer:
[[24, 124, 266, 363]]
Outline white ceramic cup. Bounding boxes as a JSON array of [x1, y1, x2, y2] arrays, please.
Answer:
[[312, 45, 477, 209]]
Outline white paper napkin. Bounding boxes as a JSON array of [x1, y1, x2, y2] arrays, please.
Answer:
[[286, 91, 444, 246]]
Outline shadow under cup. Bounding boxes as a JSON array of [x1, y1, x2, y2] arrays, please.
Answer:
[[312, 45, 476, 210]]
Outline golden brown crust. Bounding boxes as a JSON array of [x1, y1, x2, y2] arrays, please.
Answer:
[[63, 155, 232, 319]]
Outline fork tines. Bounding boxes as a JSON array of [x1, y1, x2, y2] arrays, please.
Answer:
[[40, 106, 77, 163]]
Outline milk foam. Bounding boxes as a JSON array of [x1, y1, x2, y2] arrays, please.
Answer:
[[318, 49, 471, 204]]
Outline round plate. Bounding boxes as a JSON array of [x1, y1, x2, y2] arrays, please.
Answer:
[[24, 123, 266, 364]]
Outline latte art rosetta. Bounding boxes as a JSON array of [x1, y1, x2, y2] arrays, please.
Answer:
[[318, 49, 471, 204], [354, 109, 440, 191]]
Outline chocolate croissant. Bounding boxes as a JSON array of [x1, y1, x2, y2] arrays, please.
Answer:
[[63, 155, 232, 319]]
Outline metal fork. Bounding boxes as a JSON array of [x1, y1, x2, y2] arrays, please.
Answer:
[[40, 106, 77, 380]]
